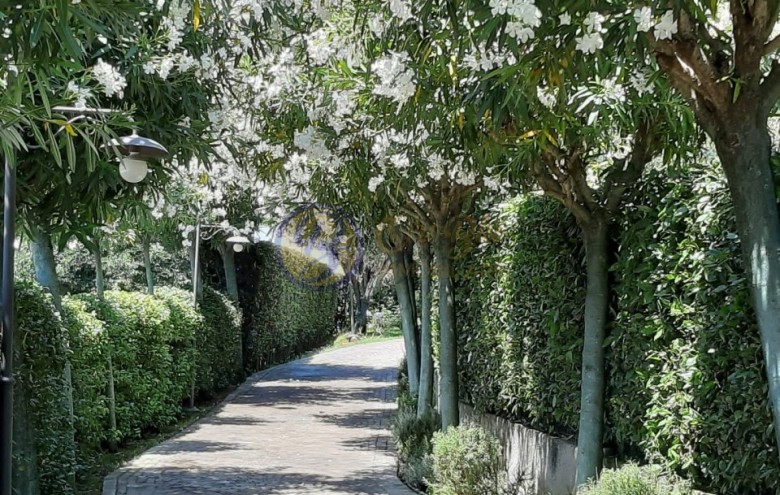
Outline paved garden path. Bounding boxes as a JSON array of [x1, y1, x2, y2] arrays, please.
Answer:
[[103, 339, 414, 495]]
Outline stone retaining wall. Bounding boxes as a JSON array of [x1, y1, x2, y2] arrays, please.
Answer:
[[460, 403, 577, 495]]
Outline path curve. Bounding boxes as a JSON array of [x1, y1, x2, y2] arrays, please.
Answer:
[[103, 339, 414, 495]]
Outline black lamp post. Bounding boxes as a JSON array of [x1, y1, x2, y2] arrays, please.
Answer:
[[0, 107, 167, 495]]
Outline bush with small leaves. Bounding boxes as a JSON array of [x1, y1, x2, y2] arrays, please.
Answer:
[[579, 463, 692, 495], [429, 425, 506, 495]]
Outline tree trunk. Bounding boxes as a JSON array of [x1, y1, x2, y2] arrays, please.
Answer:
[[28, 224, 76, 485], [143, 238, 154, 295], [352, 276, 368, 334], [434, 234, 459, 429], [714, 124, 780, 458], [574, 218, 610, 489], [404, 243, 420, 357], [220, 244, 239, 300], [392, 248, 420, 398], [417, 240, 434, 417], [30, 225, 61, 311], [349, 281, 355, 334], [94, 239, 105, 299], [189, 238, 202, 302], [106, 352, 118, 451]]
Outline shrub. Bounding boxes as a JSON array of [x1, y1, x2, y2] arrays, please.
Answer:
[[62, 298, 110, 453], [13, 281, 75, 494], [71, 291, 193, 442], [579, 463, 691, 495], [195, 286, 244, 396], [429, 425, 506, 495], [391, 360, 440, 490]]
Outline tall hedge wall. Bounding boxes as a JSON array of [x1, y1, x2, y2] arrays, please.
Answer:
[[12, 284, 243, 494], [238, 242, 339, 371], [456, 163, 778, 494]]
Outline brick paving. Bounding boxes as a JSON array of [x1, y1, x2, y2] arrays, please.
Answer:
[[103, 339, 414, 495]]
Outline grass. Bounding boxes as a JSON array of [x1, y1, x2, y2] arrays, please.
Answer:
[[75, 390, 233, 495], [325, 325, 403, 350]]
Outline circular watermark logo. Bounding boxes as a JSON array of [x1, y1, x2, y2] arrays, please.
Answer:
[[273, 203, 363, 289]]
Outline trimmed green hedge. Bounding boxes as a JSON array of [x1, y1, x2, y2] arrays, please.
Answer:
[[13, 284, 243, 494], [241, 243, 339, 371], [456, 164, 779, 494], [195, 286, 244, 395], [13, 281, 76, 495]]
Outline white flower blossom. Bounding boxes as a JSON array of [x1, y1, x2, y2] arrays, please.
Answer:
[[371, 52, 416, 106], [634, 7, 653, 33], [576, 33, 603, 54], [559, 13, 571, 26], [655, 11, 677, 40], [92, 59, 127, 98]]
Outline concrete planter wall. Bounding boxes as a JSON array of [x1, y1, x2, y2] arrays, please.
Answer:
[[459, 403, 577, 495]]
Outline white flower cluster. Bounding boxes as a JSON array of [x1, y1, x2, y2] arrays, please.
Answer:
[[66, 81, 93, 109], [92, 59, 127, 98], [490, 0, 541, 43], [389, 0, 414, 23], [371, 52, 416, 107], [576, 12, 605, 54]]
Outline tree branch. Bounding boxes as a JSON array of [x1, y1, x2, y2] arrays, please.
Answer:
[[764, 33, 780, 55]]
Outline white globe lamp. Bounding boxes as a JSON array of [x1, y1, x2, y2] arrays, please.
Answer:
[[227, 235, 251, 253], [119, 156, 149, 183]]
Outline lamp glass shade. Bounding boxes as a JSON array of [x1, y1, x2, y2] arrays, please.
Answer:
[[119, 157, 149, 183], [233, 243, 245, 253]]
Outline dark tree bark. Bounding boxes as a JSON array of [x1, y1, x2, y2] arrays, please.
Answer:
[[417, 239, 435, 417]]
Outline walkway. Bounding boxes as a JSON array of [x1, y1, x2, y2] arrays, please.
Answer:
[[103, 339, 414, 495]]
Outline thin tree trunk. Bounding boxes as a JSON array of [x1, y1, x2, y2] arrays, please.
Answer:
[[349, 280, 355, 334], [94, 238, 105, 298], [189, 238, 202, 302], [404, 243, 420, 358], [352, 276, 368, 334], [30, 225, 61, 311], [434, 234, 458, 429], [417, 240, 434, 417], [143, 238, 154, 295], [715, 125, 780, 458], [220, 244, 239, 300], [392, 248, 420, 398], [106, 352, 118, 450], [574, 219, 610, 489]]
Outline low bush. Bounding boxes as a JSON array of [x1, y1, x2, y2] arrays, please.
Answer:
[[391, 359, 440, 490], [71, 291, 191, 441], [429, 425, 506, 495], [579, 463, 691, 495]]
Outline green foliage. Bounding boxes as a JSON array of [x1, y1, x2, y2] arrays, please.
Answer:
[[13, 281, 76, 494], [578, 463, 691, 495], [455, 163, 780, 493], [391, 360, 440, 490], [457, 195, 584, 435], [242, 243, 339, 371], [429, 426, 506, 495], [62, 298, 110, 453], [195, 286, 244, 396], [69, 290, 194, 443]]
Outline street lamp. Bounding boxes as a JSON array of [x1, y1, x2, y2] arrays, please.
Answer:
[[191, 227, 252, 306], [227, 235, 251, 253], [0, 106, 167, 495]]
